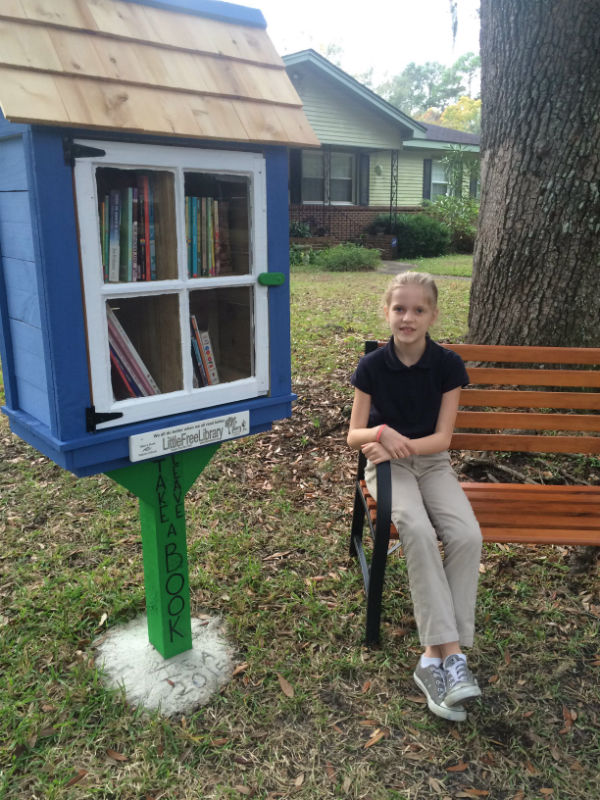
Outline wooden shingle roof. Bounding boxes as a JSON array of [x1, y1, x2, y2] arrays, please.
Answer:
[[0, 0, 319, 146]]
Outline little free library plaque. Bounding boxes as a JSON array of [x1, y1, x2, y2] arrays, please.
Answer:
[[129, 412, 250, 462]]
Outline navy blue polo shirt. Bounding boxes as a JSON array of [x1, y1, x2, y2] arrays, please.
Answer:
[[351, 336, 469, 438]]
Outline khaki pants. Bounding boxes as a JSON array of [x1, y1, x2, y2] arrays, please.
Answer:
[[365, 451, 482, 647]]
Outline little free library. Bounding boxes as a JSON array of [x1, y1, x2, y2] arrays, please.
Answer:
[[0, 0, 318, 660]]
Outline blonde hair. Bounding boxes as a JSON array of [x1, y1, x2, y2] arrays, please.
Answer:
[[383, 271, 438, 309]]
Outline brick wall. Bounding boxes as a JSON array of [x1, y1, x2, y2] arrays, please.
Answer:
[[289, 204, 421, 258]]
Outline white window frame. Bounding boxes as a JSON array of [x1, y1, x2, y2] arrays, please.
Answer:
[[73, 139, 269, 430], [300, 149, 357, 205], [431, 159, 448, 198]]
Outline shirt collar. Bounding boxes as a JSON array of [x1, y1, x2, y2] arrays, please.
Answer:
[[384, 334, 434, 371]]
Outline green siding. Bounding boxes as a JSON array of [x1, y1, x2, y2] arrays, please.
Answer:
[[368, 151, 425, 207], [292, 72, 404, 150]]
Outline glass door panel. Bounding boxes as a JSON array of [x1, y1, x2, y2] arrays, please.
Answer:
[[189, 287, 253, 387], [184, 172, 250, 277], [96, 168, 177, 283], [106, 294, 182, 401]]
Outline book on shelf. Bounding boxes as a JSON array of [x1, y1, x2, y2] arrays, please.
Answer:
[[106, 304, 160, 397], [185, 194, 222, 278], [131, 187, 139, 281], [119, 187, 133, 282], [98, 174, 164, 283], [190, 314, 220, 385], [108, 188, 121, 282], [110, 344, 142, 399]]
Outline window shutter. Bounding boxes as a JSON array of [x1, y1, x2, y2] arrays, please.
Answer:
[[422, 159, 432, 200], [359, 153, 370, 206], [289, 149, 302, 204]]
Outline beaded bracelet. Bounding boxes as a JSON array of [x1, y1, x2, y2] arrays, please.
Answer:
[[375, 424, 387, 442]]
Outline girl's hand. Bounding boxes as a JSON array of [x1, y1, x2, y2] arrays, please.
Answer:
[[378, 426, 415, 459], [361, 442, 392, 464]]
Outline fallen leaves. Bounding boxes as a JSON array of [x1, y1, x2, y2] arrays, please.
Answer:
[[106, 748, 128, 762], [65, 769, 87, 787], [364, 727, 388, 748], [559, 706, 577, 734], [447, 759, 469, 772], [276, 673, 294, 698]]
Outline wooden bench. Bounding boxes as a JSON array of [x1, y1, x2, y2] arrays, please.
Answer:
[[350, 341, 600, 645]]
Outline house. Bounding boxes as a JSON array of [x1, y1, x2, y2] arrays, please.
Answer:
[[283, 50, 480, 250]]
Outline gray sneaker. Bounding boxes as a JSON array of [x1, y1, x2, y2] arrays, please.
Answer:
[[443, 654, 482, 706], [413, 662, 467, 722]]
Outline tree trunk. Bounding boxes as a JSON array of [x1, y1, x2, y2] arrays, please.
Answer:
[[469, 0, 600, 346]]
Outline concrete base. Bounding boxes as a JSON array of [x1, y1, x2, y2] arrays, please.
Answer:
[[94, 615, 233, 717]]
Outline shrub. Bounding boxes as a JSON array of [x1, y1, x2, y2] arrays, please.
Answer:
[[422, 195, 479, 253], [289, 220, 311, 238], [393, 214, 450, 258], [366, 212, 451, 257], [312, 243, 380, 272], [289, 244, 315, 265]]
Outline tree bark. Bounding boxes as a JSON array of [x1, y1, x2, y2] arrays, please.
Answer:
[[469, 0, 600, 346]]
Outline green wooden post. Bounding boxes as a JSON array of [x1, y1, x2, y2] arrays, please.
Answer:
[[107, 444, 220, 659]]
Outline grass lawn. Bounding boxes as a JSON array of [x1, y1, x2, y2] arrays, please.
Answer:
[[1, 271, 599, 799], [412, 254, 473, 277]]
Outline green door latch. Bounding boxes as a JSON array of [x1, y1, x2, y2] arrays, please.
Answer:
[[258, 272, 285, 286]]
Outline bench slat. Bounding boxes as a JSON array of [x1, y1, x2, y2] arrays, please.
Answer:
[[455, 411, 600, 433], [459, 388, 600, 410], [480, 528, 600, 545], [443, 343, 600, 365], [474, 512, 600, 529], [467, 366, 600, 388], [461, 482, 600, 496], [452, 432, 600, 454]]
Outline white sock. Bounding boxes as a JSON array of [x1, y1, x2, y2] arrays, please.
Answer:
[[420, 655, 442, 669], [445, 653, 467, 665]]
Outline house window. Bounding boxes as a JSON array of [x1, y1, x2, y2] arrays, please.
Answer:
[[301, 151, 324, 202], [431, 160, 448, 198], [300, 150, 356, 204], [330, 152, 355, 203]]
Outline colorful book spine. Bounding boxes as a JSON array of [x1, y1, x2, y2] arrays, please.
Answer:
[[191, 197, 198, 278], [123, 187, 134, 282], [108, 189, 121, 282], [190, 335, 207, 386], [148, 178, 157, 281], [110, 345, 141, 398], [138, 186, 146, 281], [212, 199, 220, 276], [185, 196, 192, 278], [106, 305, 160, 395], [196, 197, 204, 275], [206, 198, 213, 277], [131, 187, 139, 281], [139, 175, 151, 281], [190, 315, 219, 385]]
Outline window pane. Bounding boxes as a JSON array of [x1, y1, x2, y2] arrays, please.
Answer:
[[330, 179, 353, 203], [107, 295, 182, 400], [431, 182, 448, 198], [302, 151, 324, 179], [302, 177, 324, 202], [96, 168, 176, 284], [184, 172, 250, 277], [189, 287, 253, 385], [330, 152, 354, 179], [431, 161, 447, 182]]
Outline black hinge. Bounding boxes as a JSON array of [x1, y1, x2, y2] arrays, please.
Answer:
[[86, 406, 123, 433], [63, 138, 106, 166]]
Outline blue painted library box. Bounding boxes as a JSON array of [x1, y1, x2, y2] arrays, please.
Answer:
[[0, 0, 318, 476]]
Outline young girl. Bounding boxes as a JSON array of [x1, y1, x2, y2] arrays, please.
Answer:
[[347, 272, 482, 722]]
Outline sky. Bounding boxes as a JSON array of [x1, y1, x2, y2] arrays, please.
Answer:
[[235, 0, 481, 86]]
